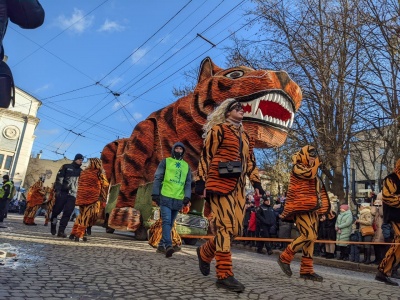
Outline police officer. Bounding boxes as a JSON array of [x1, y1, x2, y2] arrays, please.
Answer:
[[0, 174, 13, 223], [50, 154, 83, 237]]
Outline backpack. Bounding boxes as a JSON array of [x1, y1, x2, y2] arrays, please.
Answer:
[[0, 60, 15, 108], [6, 0, 45, 29]]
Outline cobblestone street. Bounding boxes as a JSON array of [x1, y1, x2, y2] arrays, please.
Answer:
[[0, 214, 398, 300]]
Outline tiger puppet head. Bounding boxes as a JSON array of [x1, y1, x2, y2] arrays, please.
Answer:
[[101, 57, 302, 226]]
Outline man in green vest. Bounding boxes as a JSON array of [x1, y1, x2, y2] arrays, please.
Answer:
[[0, 175, 13, 223], [152, 142, 192, 258]]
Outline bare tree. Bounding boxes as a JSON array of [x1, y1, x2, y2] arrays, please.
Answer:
[[225, 0, 367, 201]]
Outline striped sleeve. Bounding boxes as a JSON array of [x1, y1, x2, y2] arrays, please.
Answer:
[[382, 176, 400, 208], [197, 125, 223, 181]]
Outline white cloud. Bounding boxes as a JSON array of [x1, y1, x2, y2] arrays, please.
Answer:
[[55, 8, 94, 34], [105, 76, 123, 88], [133, 112, 142, 120], [34, 84, 51, 94], [36, 128, 59, 135], [98, 19, 125, 32], [131, 48, 147, 64]]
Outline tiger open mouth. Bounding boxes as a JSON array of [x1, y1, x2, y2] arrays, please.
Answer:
[[237, 90, 295, 131]]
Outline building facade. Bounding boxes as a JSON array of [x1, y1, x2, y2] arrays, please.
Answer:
[[0, 87, 41, 189]]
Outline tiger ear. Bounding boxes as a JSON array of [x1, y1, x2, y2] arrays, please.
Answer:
[[197, 57, 223, 83]]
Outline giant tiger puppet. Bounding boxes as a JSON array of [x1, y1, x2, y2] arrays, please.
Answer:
[[101, 57, 302, 231]]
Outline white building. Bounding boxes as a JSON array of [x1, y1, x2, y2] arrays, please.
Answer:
[[0, 87, 41, 189]]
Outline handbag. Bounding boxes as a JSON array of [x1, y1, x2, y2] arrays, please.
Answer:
[[360, 226, 375, 236], [218, 129, 242, 178]]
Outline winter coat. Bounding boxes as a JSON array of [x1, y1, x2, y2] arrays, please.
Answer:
[[244, 206, 255, 228], [248, 211, 257, 231], [335, 209, 353, 246], [371, 205, 384, 243], [358, 206, 373, 229], [320, 214, 337, 241], [278, 219, 292, 239]]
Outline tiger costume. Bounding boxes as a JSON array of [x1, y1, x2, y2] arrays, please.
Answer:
[[375, 158, 400, 286], [278, 145, 329, 282], [44, 186, 56, 226], [101, 56, 302, 231], [23, 178, 46, 225], [69, 158, 109, 242], [194, 99, 267, 292]]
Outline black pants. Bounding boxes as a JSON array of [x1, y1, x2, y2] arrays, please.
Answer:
[[258, 226, 272, 251], [50, 192, 76, 232], [0, 199, 6, 222]]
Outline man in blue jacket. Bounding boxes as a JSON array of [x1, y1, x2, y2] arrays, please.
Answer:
[[152, 142, 192, 258]]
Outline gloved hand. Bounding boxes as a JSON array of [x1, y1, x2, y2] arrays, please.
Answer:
[[253, 182, 265, 196], [195, 180, 205, 196], [183, 197, 191, 206], [152, 195, 160, 206]]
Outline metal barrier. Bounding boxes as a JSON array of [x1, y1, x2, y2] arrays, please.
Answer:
[[180, 235, 400, 245]]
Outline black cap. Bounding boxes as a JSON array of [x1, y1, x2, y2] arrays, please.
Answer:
[[74, 153, 84, 161], [3, 174, 9, 181]]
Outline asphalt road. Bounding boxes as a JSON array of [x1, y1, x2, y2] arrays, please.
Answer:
[[0, 214, 398, 300]]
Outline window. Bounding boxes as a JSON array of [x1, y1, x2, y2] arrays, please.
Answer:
[[4, 156, 13, 170], [0, 154, 3, 169]]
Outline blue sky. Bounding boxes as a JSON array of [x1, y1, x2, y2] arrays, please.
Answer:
[[4, 0, 257, 161]]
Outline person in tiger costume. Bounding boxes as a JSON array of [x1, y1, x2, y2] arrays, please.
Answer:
[[375, 158, 400, 286], [151, 142, 192, 258], [69, 158, 109, 242], [277, 145, 330, 282], [195, 98, 265, 293], [44, 185, 56, 226], [23, 177, 46, 226]]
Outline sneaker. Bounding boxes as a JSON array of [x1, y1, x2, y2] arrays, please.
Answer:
[[300, 273, 323, 282], [375, 270, 399, 286], [277, 257, 292, 277], [216, 276, 245, 293], [57, 231, 67, 238], [173, 245, 182, 252], [69, 234, 75, 240], [156, 246, 166, 254], [50, 224, 57, 235], [165, 246, 175, 258], [196, 246, 210, 276]]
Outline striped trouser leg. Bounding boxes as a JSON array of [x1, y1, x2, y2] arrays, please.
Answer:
[[379, 222, 400, 276]]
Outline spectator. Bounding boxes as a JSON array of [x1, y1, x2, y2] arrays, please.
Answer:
[[0, 175, 13, 224], [243, 200, 254, 246], [349, 218, 361, 263], [356, 203, 373, 264], [23, 177, 46, 225], [256, 196, 276, 255], [321, 210, 337, 259], [371, 196, 385, 265], [247, 204, 257, 248], [277, 203, 293, 251], [335, 204, 353, 261]]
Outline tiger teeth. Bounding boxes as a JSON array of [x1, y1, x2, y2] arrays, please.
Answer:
[[242, 92, 295, 128]]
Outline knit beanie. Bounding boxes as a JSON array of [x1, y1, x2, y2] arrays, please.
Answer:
[[74, 153, 84, 161]]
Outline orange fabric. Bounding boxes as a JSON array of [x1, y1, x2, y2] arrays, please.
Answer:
[[300, 256, 314, 274], [26, 180, 45, 206], [100, 57, 302, 218], [280, 245, 296, 264], [200, 238, 216, 264], [215, 251, 233, 279]]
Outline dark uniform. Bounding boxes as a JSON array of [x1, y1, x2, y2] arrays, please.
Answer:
[[50, 154, 83, 237]]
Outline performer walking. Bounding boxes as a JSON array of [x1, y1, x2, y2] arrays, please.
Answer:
[[195, 98, 264, 292], [277, 145, 330, 282], [69, 158, 109, 242], [375, 158, 400, 286], [23, 177, 45, 226]]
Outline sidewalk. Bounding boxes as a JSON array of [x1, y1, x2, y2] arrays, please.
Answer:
[[232, 243, 378, 274]]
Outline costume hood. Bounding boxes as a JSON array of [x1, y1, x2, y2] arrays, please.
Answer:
[[292, 145, 320, 167]]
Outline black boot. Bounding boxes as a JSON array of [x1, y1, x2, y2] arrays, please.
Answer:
[[375, 270, 399, 286], [277, 257, 292, 277], [216, 276, 245, 292], [86, 226, 92, 236], [57, 230, 67, 238], [343, 246, 350, 261], [300, 273, 323, 282], [50, 219, 57, 235], [337, 247, 345, 260], [196, 247, 210, 276], [364, 248, 371, 265]]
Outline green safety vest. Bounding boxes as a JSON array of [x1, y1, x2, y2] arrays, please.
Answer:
[[160, 157, 189, 200], [0, 181, 13, 199]]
